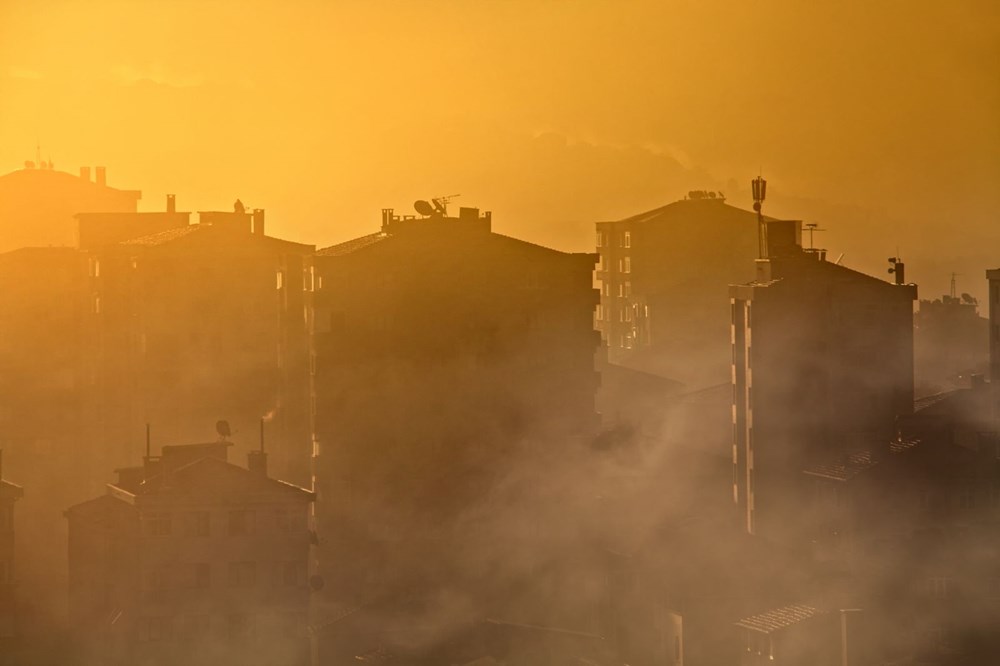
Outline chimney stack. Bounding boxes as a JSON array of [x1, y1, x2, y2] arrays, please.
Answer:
[[95, 166, 107, 187], [252, 209, 265, 235], [80, 166, 91, 182], [166, 194, 176, 214]]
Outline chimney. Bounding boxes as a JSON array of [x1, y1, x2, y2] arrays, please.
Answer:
[[248, 450, 268, 476], [95, 166, 107, 187], [252, 209, 265, 235], [80, 166, 91, 182], [249, 416, 268, 475], [166, 194, 176, 214]]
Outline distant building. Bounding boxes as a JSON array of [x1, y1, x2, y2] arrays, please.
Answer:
[[65, 440, 315, 666], [595, 192, 764, 387], [730, 219, 917, 538], [312, 203, 599, 604], [90, 207, 316, 487], [914, 292, 988, 396], [0, 452, 24, 643], [0, 164, 141, 252]]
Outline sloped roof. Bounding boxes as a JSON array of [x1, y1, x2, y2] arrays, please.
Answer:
[[0, 479, 23, 501], [606, 198, 770, 226], [120, 225, 202, 246], [133, 455, 314, 501], [316, 230, 586, 260], [65, 493, 133, 526], [802, 449, 878, 482], [316, 232, 388, 257], [119, 223, 314, 252], [736, 604, 821, 633]]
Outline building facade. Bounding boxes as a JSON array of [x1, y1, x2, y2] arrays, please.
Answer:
[[312, 204, 599, 605], [730, 220, 917, 538], [0, 453, 24, 643], [596, 192, 763, 386], [66, 441, 315, 666]]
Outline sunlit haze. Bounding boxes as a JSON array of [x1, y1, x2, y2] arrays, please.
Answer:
[[2, 0, 997, 297]]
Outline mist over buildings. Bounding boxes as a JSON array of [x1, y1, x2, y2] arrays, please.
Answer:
[[0, 1, 999, 665]]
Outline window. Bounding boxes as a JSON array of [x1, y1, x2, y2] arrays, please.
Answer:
[[227, 613, 254, 640], [596, 231, 604, 248], [187, 511, 210, 537], [228, 510, 255, 536], [926, 577, 951, 599], [93, 295, 101, 315], [228, 561, 256, 587], [276, 270, 284, 290], [625, 307, 632, 322], [137, 616, 172, 642], [624, 231, 631, 248], [624, 282, 631, 297], [618, 284, 625, 298], [602, 283, 610, 297], [304, 265, 315, 292], [148, 512, 171, 536], [275, 509, 292, 534], [282, 561, 305, 587], [186, 563, 211, 589], [622, 257, 631, 273]]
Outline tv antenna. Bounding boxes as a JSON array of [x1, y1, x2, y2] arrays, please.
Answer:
[[804, 223, 826, 250], [950, 272, 962, 299], [431, 194, 460, 216]]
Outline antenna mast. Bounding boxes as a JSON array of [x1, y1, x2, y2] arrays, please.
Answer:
[[752, 176, 767, 258]]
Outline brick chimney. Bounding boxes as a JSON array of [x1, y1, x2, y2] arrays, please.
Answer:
[[95, 166, 107, 187], [166, 194, 176, 214]]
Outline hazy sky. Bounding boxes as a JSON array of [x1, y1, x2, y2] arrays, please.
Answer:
[[1, 0, 997, 298]]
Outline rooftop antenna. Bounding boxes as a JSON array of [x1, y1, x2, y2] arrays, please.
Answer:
[[804, 223, 826, 250], [431, 194, 460, 216], [145, 423, 151, 459], [259, 417, 265, 453], [950, 272, 962, 299], [751, 175, 767, 258]]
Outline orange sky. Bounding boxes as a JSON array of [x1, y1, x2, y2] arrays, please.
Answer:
[[1, 0, 998, 298]]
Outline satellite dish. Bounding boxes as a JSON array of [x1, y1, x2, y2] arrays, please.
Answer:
[[414, 200, 435, 217]]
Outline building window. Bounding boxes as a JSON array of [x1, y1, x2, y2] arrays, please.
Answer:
[[602, 283, 610, 297], [148, 512, 171, 536], [624, 282, 631, 297], [227, 613, 254, 640], [228, 510, 255, 536], [137, 616, 172, 642], [622, 257, 631, 273], [596, 231, 603, 248], [187, 511, 210, 537], [926, 577, 951, 599], [186, 563, 211, 589], [282, 561, 305, 587], [228, 561, 256, 587], [624, 307, 632, 322], [93, 295, 101, 314], [276, 270, 284, 290], [624, 231, 631, 248]]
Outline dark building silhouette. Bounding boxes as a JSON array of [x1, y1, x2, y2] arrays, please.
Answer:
[[0, 453, 24, 644], [730, 221, 917, 538], [0, 164, 141, 253], [65, 440, 314, 666], [914, 291, 988, 396], [89, 207, 316, 487], [596, 192, 765, 387], [312, 203, 599, 610]]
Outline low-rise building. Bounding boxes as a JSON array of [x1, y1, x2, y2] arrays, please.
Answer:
[[65, 439, 315, 665], [0, 452, 24, 643]]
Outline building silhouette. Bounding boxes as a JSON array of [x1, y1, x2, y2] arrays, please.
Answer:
[[595, 192, 765, 387], [730, 221, 917, 538], [88, 206, 316, 488], [65, 440, 314, 666], [914, 291, 988, 396], [0, 164, 141, 253], [0, 452, 24, 644], [311, 203, 599, 612]]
